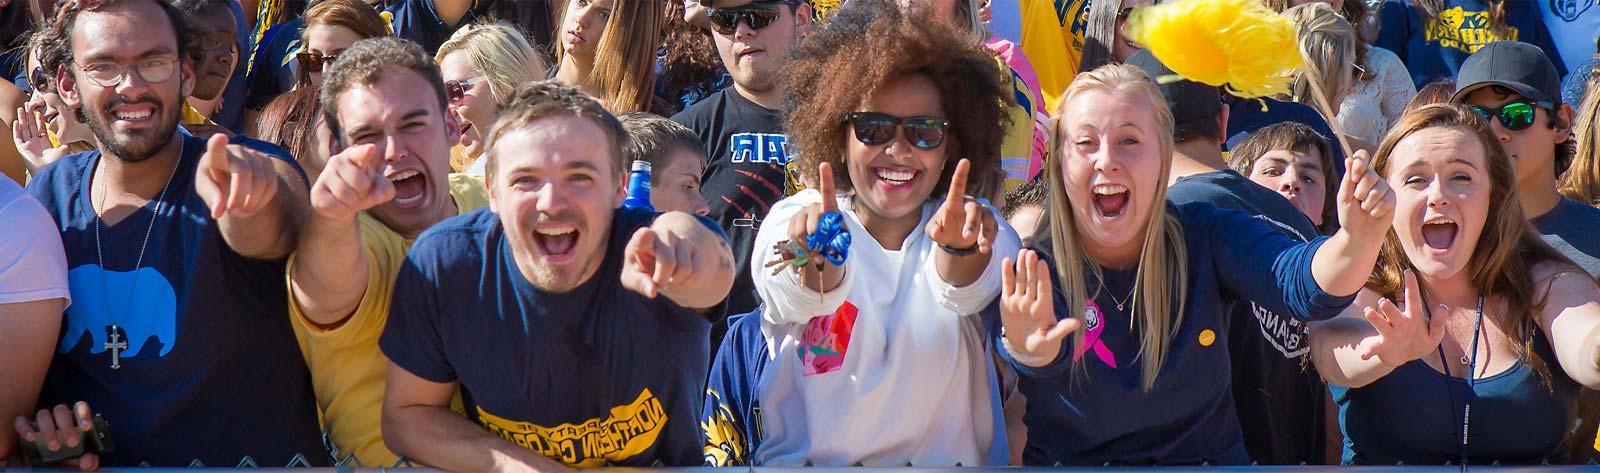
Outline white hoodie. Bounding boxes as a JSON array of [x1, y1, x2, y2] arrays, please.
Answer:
[[750, 189, 1021, 466]]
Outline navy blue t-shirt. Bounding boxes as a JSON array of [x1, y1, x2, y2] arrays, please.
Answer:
[[671, 88, 796, 319], [25, 135, 328, 467], [1333, 327, 1578, 465], [386, 0, 476, 56], [1377, 0, 1564, 87], [984, 202, 1354, 466], [379, 207, 721, 467], [701, 309, 770, 467], [1168, 171, 1328, 465], [1530, 197, 1600, 278]]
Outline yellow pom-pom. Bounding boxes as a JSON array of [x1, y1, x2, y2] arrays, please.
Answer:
[[1125, 0, 1302, 99]]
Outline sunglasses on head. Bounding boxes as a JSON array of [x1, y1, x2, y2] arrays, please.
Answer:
[[446, 76, 487, 104], [707, 1, 792, 36], [1469, 100, 1551, 131], [845, 112, 950, 150], [296, 52, 337, 74]]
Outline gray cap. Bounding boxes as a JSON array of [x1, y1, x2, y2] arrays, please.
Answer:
[[1451, 41, 1561, 105]]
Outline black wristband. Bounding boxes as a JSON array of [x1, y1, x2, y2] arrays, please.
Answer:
[[939, 242, 979, 256]]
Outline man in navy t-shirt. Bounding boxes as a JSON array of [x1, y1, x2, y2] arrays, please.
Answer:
[[17, 0, 324, 467], [1131, 50, 1329, 465], [1452, 41, 1600, 277], [1452, 41, 1600, 461], [379, 81, 736, 470]]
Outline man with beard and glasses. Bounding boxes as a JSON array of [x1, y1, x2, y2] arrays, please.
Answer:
[[14, 0, 325, 467], [288, 36, 488, 468], [672, 0, 813, 327], [381, 80, 734, 470]]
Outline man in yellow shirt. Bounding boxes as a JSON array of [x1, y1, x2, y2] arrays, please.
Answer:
[[286, 37, 484, 467]]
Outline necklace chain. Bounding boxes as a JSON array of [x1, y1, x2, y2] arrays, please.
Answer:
[[1093, 274, 1138, 312], [93, 155, 178, 367]]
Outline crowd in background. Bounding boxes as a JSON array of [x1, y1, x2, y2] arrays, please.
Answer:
[[1, 0, 1600, 469]]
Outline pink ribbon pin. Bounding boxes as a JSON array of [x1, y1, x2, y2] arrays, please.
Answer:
[[1073, 300, 1118, 368]]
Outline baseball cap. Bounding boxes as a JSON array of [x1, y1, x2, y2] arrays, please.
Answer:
[[1126, 50, 1223, 125], [1451, 41, 1562, 105]]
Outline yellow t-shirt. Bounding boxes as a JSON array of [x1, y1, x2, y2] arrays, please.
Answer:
[[286, 173, 489, 467], [181, 101, 212, 126], [1020, 0, 1090, 114]]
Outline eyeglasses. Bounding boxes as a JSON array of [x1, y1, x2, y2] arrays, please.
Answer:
[[708, 1, 789, 36], [446, 76, 488, 104], [28, 66, 49, 92], [75, 58, 177, 88], [1469, 100, 1552, 131], [845, 112, 950, 150], [296, 52, 337, 74]]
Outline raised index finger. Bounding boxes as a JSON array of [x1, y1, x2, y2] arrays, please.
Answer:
[[818, 162, 837, 213], [347, 143, 382, 173], [205, 133, 233, 172], [946, 158, 971, 205], [1400, 270, 1422, 317]]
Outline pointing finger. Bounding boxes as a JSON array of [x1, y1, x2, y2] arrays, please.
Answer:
[[946, 158, 971, 206], [818, 162, 837, 213]]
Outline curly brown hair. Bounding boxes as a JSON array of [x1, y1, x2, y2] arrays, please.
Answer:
[[781, 0, 1011, 198]]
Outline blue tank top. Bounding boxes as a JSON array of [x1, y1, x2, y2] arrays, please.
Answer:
[[1332, 325, 1578, 465]]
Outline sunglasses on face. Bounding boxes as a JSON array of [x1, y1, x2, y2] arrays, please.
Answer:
[[707, 1, 788, 36], [446, 76, 488, 104], [845, 112, 950, 150], [1469, 100, 1551, 131], [296, 52, 337, 74], [28, 66, 49, 92]]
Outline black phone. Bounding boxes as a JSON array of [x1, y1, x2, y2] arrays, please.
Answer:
[[21, 414, 116, 465]]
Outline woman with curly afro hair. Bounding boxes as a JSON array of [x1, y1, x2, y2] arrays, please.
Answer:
[[742, 0, 1020, 466]]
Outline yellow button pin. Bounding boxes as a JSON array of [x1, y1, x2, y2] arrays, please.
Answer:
[[1199, 329, 1216, 347]]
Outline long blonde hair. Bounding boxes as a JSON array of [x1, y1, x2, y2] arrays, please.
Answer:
[[554, 0, 663, 113], [1047, 64, 1189, 390], [1283, 3, 1358, 117], [1559, 71, 1600, 205]]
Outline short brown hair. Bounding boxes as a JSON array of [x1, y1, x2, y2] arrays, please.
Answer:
[[319, 36, 448, 140], [619, 112, 706, 182], [782, 0, 1011, 197], [36, 0, 198, 90], [1228, 122, 1339, 229], [483, 80, 628, 181]]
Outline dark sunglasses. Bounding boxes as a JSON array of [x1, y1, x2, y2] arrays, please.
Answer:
[[1469, 100, 1551, 131], [845, 112, 950, 150], [28, 66, 49, 92], [445, 76, 487, 104], [707, 1, 790, 35], [296, 52, 338, 74]]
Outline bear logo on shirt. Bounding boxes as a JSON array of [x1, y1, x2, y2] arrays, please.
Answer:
[[1550, 0, 1591, 22], [59, 265, 180, 361]]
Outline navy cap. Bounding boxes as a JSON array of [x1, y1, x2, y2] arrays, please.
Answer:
[[1126, 50, 1223, 125]]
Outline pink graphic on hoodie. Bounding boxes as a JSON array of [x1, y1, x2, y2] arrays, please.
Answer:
[[1072, 300, 1118, 368]]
